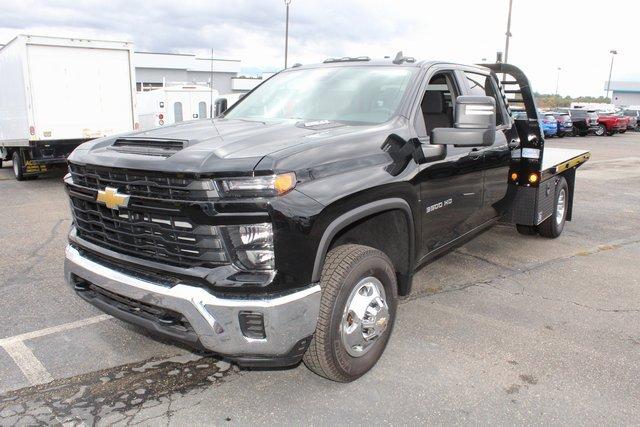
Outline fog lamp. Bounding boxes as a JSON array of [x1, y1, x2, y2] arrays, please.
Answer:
[[239, 224, 272, 245], [223, 223, 274, 270]]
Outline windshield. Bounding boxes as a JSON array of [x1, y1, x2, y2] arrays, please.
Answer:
[[225, 66, 417, 124]]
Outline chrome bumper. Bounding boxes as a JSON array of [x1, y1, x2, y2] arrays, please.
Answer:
[[64, 245, 321, 359]]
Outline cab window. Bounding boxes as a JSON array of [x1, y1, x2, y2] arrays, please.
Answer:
[[414, 72, 459, 138], [463, 71, 507, 126]]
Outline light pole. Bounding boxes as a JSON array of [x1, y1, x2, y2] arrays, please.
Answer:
[[504, 0, 514, 63], [555, 67, 561, 108], [284, 0, 291, 69], [606, 49, 617, 100]]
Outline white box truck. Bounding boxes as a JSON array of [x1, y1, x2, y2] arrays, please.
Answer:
[[137, 85, 218, 130], [0, 35, 137, 180]]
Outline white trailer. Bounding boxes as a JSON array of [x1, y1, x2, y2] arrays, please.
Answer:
[[137, 85, 218, 130], [0, 35, 137, 180]]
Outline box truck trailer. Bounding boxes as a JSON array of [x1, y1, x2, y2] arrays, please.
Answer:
[[137, 85, 218, 130], [0, 35, 137, 180]]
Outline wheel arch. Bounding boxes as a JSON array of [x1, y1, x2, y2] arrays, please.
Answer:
[[311, 198, 416, 296]]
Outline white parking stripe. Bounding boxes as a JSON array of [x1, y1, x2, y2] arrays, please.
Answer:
[[0, 314, 112, 346], [3, 341, 54, 385], [0, 314, 112, 386]]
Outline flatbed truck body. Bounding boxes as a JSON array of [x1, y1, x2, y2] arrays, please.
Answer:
[[62, 58, 590, 382]]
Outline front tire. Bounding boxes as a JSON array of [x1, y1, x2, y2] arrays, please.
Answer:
[[303, 244, 397, 382], [594, 124, 606, 136], [538, 176, 569, 238]]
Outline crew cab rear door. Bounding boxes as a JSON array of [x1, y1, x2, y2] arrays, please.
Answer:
[[459, 69, 515, 222]]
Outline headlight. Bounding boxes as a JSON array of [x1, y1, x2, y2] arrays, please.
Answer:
[[216, 172, 296, 197], [222, 223, 274, 270]]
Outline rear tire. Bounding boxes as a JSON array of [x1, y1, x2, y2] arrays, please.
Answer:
[[538, 177, 569, 238], [516, 224, 538, 235], [303, 244, 397, 382], [12, 152, 25, 181]]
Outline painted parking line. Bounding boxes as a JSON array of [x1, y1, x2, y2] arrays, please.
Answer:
[[3, 341, 53, 385], [0, 314, 112, 386]]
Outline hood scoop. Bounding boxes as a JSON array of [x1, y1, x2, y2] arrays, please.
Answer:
[[109, 137, 187, 157]]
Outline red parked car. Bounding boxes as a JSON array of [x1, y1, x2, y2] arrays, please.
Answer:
[[594, 111, 625, 136]]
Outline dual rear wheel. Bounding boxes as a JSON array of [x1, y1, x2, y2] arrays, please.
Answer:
[[516, 176, 568, 238]]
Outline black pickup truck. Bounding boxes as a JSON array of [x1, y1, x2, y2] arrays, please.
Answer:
[[64, 58, 590, 382]]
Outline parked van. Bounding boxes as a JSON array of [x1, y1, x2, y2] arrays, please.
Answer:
[[137, 85, 219, 130]]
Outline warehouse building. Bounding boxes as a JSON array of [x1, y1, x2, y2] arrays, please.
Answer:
[[134, 51, 242, 93], [134, 51, 272, 94], [605, 81, 640, 106]]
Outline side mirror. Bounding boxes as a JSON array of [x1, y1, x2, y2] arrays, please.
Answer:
[[214, 98, 228, 117], [431, 95, 496, 147]]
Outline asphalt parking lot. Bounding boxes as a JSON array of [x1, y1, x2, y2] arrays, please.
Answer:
[[1, 133, 639, 425]]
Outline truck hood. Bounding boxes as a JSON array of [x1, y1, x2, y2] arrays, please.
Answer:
[[68, 118, 364, 175]]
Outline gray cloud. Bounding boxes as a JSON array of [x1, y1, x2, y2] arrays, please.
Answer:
[[0, 0, 410, 55]]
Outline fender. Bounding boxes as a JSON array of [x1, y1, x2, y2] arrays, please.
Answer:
[[311, 198, 416, 291]]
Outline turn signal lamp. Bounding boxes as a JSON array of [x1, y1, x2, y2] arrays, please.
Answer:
[[274, 172, 296, 195], [510, 172, 518, 182]]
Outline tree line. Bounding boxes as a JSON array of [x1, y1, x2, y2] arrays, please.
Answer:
[[533, 92, 611, 109]]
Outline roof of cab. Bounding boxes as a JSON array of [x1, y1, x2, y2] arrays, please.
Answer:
[[284, 57, 491, 74]]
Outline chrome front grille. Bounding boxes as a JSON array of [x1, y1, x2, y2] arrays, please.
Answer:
[[68, 164, 217, 201], [68, 190, 227, 269]]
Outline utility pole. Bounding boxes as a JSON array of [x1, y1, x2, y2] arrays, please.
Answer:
[[555, 67, 561, 108], [504, 0, 514, 63], [209, 48, 214, 118], [284, 0, 292, 69], [606, 49, 617, 100]]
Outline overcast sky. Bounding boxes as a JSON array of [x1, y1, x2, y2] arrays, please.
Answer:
[[1, 0, 637, 97]]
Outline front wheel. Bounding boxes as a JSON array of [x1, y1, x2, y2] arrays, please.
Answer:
[[594, 124, 606, 136], [538, 176, 569, 238], [303, 244, 397, 382]]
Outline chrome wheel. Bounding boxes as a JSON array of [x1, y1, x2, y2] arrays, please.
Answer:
[[595, 124, 605, 136], [341, 277, 389, 357], [556, 188, 566, 225]]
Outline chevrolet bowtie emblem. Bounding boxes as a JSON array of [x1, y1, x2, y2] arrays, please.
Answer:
[[96, 186, 130, 210]]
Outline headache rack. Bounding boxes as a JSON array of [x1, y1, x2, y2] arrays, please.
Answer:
[[479, 62, 590, 227]]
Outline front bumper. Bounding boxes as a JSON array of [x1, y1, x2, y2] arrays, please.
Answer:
[[64, 245, 321, 366]]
